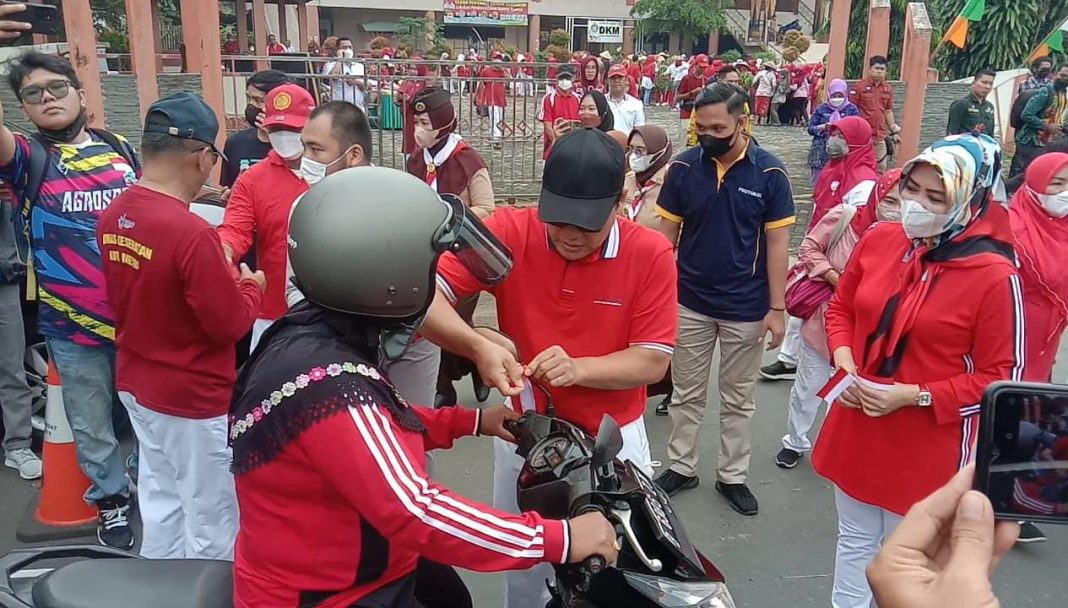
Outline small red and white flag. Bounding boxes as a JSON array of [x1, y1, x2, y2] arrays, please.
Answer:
[[818, 368, 856, 404]]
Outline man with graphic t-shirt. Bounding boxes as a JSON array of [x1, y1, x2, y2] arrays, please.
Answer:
[[0, 48, 139, 549]]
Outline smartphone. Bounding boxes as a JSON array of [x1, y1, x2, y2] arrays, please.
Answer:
[[975, 381, 1068, 524], [1, 2, 58, 38]]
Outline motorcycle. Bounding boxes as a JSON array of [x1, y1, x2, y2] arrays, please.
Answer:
[[508, 407, 736, 608]]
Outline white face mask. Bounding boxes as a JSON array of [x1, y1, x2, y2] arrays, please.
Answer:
[[268, 130, 303, 160], [414, 125, 440, 149], [558, 79, 573, 91], [630, 152, 652, 173], [829, 96, 845, 107], [876, 201, 901, 223], [339, 48, 354, 59], [300, 147, 354, 185], [1039, 190, 1068, 218], [901, 198, 950, 239]]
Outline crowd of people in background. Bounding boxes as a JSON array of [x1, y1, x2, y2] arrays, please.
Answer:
[[1, 4, 1067, 604]]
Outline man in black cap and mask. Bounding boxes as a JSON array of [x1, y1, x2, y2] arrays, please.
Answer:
[[0, 49, 139, 548], [221, 69, 290, 189], [422, 127, 678, 608]]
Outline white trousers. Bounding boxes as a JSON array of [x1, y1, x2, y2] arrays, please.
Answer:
[[492, 418, 652, 608], [249, 317, 275, 352], [489, 105, 504, 139], [832, 487, 903, 608], [119, 392, 238, 560], [777, 314, 803, 367], [781, 339, 834, 453]]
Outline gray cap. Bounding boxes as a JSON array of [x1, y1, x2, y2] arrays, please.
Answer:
[[288, 167, 450, 319]]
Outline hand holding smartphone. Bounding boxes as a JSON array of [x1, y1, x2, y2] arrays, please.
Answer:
[[0, 2, 58, 42], [975, 381, 1068, 524]]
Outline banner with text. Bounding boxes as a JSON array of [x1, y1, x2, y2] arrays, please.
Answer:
[[587, 20, 624, 44], [443, 0, 528, 26]]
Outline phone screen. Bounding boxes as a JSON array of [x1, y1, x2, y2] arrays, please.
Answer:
[[976, 382, 1068, 523]]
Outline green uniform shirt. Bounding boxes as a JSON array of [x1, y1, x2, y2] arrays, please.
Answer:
[[946, 92, 996, 137]]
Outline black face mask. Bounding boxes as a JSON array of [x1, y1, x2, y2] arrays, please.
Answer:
[[37, 107, 87, 145], [1055, 78, 1068, 91], [244, 104, 262, 128], [698, 126, 739, 159], [1038, 68, 1052, 79]]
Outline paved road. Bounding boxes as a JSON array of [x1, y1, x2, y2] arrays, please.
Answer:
[[2, 109, 1066, 606]]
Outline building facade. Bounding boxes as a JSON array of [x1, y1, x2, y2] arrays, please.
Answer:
[[308, 0, 820, 57]]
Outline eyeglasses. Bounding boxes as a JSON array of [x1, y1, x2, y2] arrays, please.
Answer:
[[20, 80, 73, 105], [625, 146, 649, 155], [195, 146, 220, 165]]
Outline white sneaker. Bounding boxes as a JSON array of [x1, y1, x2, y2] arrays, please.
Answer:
[[5, 448, 43, 480]]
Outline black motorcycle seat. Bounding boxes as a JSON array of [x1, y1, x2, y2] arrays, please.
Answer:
[[32, 558, 233, 608]]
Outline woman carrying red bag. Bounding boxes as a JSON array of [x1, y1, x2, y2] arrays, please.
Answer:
[[810, 116, 879, 228], [813, 134, 1023, 608], [775, 170, 902, 470]]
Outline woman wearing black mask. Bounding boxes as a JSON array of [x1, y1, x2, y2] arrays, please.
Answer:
[[221, 70, 291, 188]]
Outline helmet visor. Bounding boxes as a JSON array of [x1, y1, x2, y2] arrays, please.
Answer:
[[435, 194, 513, 286]]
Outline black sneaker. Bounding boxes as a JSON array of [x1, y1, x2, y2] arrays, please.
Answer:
[[715, 482, 759, 516], [654, 470, 699, 497], [96, 494, 134, 550], [655, 395, 671, 416], [759, 361, 797, 381], [471, 375, 491, 403], [775, 448, 802, 469], [1017, 522, 1047, 544]]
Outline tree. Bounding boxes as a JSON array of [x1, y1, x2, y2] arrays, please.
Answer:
[[631, 0, 730, 48], [843, 0, 1068, 81]]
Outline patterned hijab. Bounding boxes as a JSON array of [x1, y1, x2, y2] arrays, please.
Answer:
[[900, 133, 1002, 249]]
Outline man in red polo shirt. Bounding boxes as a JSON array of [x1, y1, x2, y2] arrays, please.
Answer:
[[219, 83, 314, 349], [850, 55, 901, 172], [540, 64, 580, 159], [98, 93, 265, 559], [422, 128, 678, 608]]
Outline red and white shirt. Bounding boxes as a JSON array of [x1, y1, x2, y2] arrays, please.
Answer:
[[436, 208, 677, 434]]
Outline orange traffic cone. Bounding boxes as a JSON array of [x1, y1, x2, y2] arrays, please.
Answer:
[[16, 362, 98, 541]]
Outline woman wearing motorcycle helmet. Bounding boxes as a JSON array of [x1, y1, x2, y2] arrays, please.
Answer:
[[230, 167, 618, 608]]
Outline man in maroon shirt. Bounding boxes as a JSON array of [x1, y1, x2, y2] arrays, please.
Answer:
[[98, 93, 265, 559], [849, 55, 901, 172]]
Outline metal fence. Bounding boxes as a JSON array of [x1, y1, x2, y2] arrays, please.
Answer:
[[220, 56, 575, 201]]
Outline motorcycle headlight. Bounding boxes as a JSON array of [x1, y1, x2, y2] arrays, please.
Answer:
[[623, 571, 736, 608]]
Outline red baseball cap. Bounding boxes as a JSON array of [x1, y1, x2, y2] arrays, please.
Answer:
[[607, 64, 628, 79], [263, 84, 315, 130], [490, 50, 504, 60]]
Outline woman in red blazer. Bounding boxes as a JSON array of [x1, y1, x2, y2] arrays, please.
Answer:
[[812, 134, 1023, 608]]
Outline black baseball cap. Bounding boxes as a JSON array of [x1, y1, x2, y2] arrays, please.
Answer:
[[143, 92, 227, 160], [557, 65, 576, 79], [539, 128, 625, 231]]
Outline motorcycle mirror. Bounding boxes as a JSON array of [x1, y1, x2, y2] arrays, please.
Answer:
[[591, 414, 623, 470]]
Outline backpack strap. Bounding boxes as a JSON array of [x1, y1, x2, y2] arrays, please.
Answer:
[[88, 128, 140, 173]]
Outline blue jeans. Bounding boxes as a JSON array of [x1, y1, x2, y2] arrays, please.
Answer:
[[642, 87, 653, 106], [46, 338, 128, 502]]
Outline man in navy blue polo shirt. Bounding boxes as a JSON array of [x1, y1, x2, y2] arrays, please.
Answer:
[[653, 83, 794, 516]]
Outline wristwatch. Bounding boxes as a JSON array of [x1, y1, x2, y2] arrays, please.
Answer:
[[915, 388, 933, 408]]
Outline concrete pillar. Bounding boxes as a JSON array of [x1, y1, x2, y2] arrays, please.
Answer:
[[179, 0, 227, 179], [528, 14, 541, 53], [252, 0, 269, 69], [150, 0, 164, 72], [236, 0, 249, 53], [277, 0, 289, 49], [59, 0, 105, 128], [707, 29, 720, 56], [125, 0, 158, 119], [296, 0, 308, 52], [826, 0, 852, 81], [306, 3, 319, 43], [865, 0, 890, 65], [623, 19, 635, 56], [898, 2, 933, 165]]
